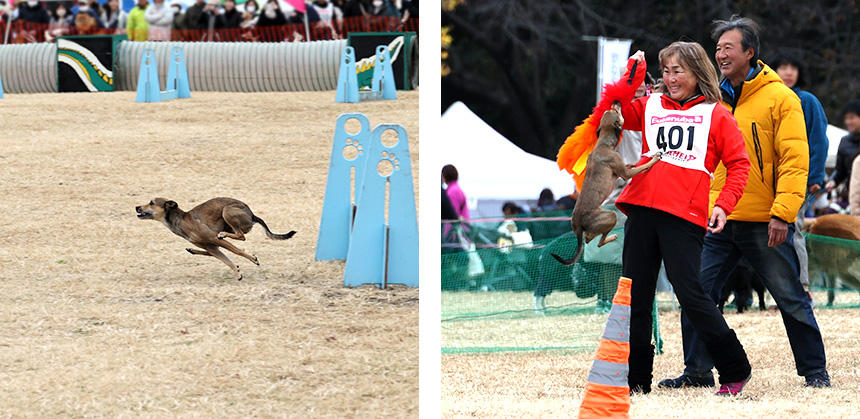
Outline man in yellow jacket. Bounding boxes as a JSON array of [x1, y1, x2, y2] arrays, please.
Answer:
[[659, 15, 830, 391]]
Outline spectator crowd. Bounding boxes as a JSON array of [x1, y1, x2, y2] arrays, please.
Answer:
[[0, 0, 418, 43]]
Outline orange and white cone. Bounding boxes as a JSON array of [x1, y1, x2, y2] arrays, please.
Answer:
[[579, 276, 632, 419]]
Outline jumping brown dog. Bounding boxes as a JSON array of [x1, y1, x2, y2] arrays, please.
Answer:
[[135, 197, 296, 280], [552, 103, 661, 265]]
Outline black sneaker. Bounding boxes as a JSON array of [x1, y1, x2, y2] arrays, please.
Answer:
[[657, 374, 715, 388], [805, 371, 831, 388], [629, 384, 651, 395]]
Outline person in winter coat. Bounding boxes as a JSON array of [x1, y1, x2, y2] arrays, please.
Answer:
[[13, 0, 50, 41], [850, 154, 860, 216], [369, 0, 398, 17], [254, 0, 287, 41], [101, 0, 128, 30], [217, 0, 241, 28], [441, 164, 468, 221], [311, 0, 341, 38], [145, 0, 174, 40], [827, 100, 860, 198], [613, 44, 752, 397], [206, 0, 241, 40], [170, 3, 184, 30], [73, 0, 105, 34], [197, 0, 222, 40], [49, 3, 74, 27], [660, 15, 830, 392], [126, 0, 149, 40], [770, 52, 829, 195], [769, 51, 829, 291], [45, 3, 73, 41], [183, 0, 205, 31], [15, 0, 50, 25]]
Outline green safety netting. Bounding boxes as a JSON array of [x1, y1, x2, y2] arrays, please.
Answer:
[[441, 212, 860, 354]]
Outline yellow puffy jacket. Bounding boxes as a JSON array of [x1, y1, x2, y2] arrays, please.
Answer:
[[710, 61, 808, 223]]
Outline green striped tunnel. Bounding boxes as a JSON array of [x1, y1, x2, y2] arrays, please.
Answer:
[[0, 39, 348, 94]]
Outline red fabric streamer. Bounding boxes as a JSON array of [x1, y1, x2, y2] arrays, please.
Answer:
[[557, 57, 646, 191]]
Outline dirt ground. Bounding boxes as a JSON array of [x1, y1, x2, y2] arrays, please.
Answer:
[[442, 308, 860, 418], [0, 90, 418, 417]]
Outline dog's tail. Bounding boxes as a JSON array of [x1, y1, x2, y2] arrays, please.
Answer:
[[252, 215, 296, 240], [550, 230, 584, 266]]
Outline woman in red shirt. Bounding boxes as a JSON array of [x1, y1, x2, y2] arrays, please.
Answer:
[[617, 43, 753, 396]]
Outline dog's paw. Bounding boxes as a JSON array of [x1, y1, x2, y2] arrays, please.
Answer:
[[252, 255, 260, 266], [654, 151, 663, 159]]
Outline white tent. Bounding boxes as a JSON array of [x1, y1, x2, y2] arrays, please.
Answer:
[[440, 102, 576, 218], [826, 124, 849, 169]]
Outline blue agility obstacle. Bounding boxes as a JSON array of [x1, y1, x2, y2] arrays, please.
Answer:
[[135, 46, 191, 103], [368, 45, 397, 101], [316, 114, 417, 288], [316, 113, 373, 261], [335, 47, 360, 103], [335, 45, 397, 103], [343, 123, 417, 287]]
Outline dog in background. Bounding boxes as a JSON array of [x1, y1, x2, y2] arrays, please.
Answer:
[[718, 262, 767, 313], [806, 214, 860, 306], [551, 103, 661, 266], [136, 197, 296, 280]]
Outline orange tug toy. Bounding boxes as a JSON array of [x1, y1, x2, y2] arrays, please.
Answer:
[[557, 57, 645, 192]]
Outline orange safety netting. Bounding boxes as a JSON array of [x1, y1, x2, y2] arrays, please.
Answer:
[[0, 15, 417, 44]]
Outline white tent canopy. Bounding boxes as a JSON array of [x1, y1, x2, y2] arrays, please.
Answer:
[[826, 124, 849, 169], [440, 102, 576, 218]]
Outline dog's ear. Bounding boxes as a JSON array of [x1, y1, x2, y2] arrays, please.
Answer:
[[164, 200, 177, 210]]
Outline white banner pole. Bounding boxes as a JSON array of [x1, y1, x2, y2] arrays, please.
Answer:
[[596, 36, 632, 103]]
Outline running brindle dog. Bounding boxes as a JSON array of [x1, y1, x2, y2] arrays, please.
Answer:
[[552, 102, 661, 266], [136, 197, 296, 280]]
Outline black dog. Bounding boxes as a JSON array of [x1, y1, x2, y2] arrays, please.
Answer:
[[719, 263, 766, 313]]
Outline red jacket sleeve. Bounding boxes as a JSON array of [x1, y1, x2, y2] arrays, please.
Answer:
[[711, 106, 750, 215], [621, 96, 646, 132]]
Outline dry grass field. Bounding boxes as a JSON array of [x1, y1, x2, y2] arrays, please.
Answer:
[[0, 90, 418, 417], [442, 308, 860, 418]]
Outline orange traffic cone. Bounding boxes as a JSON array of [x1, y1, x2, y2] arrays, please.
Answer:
[[579, 276, 632, 418]]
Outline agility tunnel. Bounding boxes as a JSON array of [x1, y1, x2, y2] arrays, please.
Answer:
[[0, 39, 350, 93], [0, 42, 58, 94]]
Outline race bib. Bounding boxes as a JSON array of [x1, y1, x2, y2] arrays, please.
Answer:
[[643, 94, 715, 176]]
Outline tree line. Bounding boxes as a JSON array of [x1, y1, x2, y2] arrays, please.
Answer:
[[442, 0, 859, 160]]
